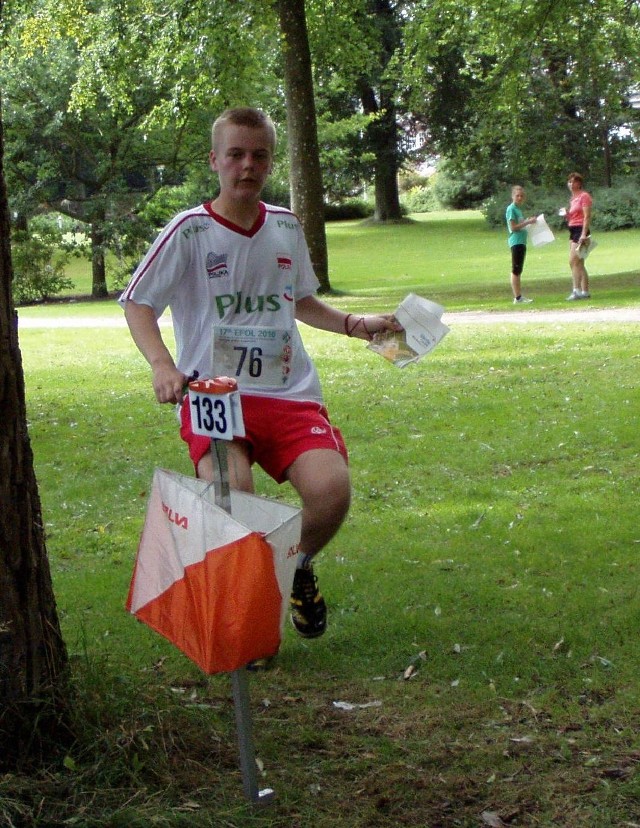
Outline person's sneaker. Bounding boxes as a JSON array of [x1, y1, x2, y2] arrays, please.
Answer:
[[579, 290, 591, 299], [246, 656, 275, 672], [290, 567, 327, 638], [566, 290, 581, 301], [513, 296, 533, 304]]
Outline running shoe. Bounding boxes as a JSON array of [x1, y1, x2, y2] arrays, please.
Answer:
[[246, 656, 275, 671], [290, 567, 327, 638]]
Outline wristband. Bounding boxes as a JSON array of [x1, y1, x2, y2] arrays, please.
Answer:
[[361, 317, 374, 340], [345, 313, 362, 337]]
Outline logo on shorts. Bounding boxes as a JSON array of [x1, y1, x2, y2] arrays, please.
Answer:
[[206, 251, 228, 279], [311, 426, 327, 435]]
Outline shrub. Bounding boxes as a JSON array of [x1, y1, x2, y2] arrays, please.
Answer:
[[398, 170, 431, 193], [324, 199, 374, 221], [401, 185, 441, 214], [11, 226, 75, 305], [591, 181, 640, 231], [432, 163, 493, 209]]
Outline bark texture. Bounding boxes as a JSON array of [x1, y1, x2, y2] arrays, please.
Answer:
[[277, 0, 330, 291], [0, 92, 70, 770]]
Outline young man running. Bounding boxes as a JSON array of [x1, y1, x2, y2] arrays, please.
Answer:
[[120, 107, 401, 645]]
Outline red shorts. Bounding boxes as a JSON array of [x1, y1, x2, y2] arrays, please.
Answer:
[[180, 394, 348, 484]]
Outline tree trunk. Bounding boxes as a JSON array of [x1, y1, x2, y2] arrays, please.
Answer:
[[91, 210, 109, 299], [357, 0, 403, 223], [0, 91, 71, 770], [276, 0, 331, 292], [601, 125, 612, 188], [372, 91, 402, 222], [358, 83, 402, 222]]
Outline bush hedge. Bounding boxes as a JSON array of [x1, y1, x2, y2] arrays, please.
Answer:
[[323, 199, 374, 221], [401, 185, 441, 214], [11, 223, 76, 304]]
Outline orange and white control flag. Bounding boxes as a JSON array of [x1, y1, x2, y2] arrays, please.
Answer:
[[126, 468, 301, 674]]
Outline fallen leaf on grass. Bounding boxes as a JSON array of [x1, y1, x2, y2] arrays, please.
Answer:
[[509, 736, 534, 744], [508, 513, 523, 529], [481, 811, 507, 827], [471, 512, 486, 529], [332, 700, 383, 711], [403, 664, 418, 680], [176, 801, 201, 812], [591, 655, 615, 668], [402, 650, 427, 680]]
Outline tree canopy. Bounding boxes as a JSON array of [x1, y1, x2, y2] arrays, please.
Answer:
[[403, 0, 640, 187], [1, 0, 639, 297]]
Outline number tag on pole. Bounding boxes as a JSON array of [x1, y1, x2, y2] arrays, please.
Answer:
[[188, 378, 245, 440]]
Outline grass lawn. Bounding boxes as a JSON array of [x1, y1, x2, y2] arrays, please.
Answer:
[[326, 211, 640, 312], [46, 209, 640, 314], [6, 211, 640, 827]]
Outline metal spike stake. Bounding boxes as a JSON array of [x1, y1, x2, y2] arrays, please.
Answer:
[[210, 435, 275, 806]]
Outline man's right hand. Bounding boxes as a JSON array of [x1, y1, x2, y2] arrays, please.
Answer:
[[151, 363, 188, 404], [123, 300, 186, 404]]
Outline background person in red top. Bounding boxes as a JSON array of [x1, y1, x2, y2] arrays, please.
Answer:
[[564, 172, 593, 300]]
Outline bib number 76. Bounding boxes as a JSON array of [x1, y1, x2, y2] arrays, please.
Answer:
[[233, 346, 263, 378]]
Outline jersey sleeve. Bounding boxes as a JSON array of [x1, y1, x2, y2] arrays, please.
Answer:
[[294, 223, 320, 300], [118, 211, 197, 315]]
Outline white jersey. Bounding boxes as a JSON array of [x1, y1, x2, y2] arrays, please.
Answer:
[[119, 201, 323, 402]]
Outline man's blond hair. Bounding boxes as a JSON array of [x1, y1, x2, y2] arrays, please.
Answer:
[[211, 107, 277, 153]]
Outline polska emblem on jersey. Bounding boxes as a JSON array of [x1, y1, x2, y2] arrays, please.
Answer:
[[277, 254, 292, 271], [206, 251, 229, 279]]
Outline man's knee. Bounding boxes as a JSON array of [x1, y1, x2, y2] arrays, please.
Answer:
[[319, 472, 351, 516], [307, 467, 350, 509], [287, 449, 351, 510]]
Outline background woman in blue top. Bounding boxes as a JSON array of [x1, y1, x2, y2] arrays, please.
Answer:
[[506, 185, 536, 304]]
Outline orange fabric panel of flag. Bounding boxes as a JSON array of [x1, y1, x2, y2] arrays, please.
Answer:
[[134, 532, 282, 674]]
